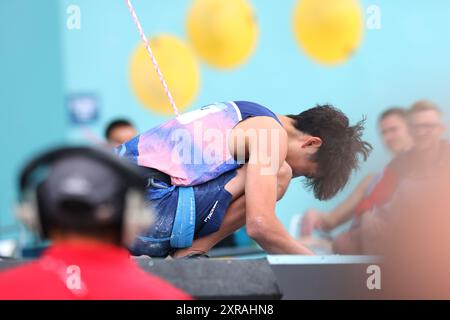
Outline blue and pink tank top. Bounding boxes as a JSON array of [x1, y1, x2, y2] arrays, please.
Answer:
[[117, 101, 282, 186]]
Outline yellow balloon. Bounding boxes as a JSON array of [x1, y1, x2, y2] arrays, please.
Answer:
[[129, 34, 200, 114], [186, 0, 258, 69], [293, 0, 364, 65]]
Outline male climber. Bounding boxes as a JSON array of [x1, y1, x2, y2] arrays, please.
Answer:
[[117, 101, 372, 257]]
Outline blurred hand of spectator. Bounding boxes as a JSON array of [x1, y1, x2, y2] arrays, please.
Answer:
[[300, 209, 332, 236]]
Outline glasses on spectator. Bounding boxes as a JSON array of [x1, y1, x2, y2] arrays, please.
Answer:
[[411, 123, 441, 132]]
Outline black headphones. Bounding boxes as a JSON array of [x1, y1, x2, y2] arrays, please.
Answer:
[[17, 146, 153, 246]]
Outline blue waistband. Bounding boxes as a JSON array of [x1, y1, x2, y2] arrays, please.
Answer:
[[170, 186, 196, 248]]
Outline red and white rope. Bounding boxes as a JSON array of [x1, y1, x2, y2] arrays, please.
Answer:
[[125, 0, 179, 116]]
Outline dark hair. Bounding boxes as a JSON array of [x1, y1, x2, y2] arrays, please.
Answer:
[[287, 105, 372, 200], [39, 193, 124, 246], [378, 107, 408, 123], [105, 119, 135, 140]]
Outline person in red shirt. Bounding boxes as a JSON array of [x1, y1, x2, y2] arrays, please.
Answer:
[[355, 100, 449, 253], [0, 146, 191, 300], [355, 100, 448, 216]]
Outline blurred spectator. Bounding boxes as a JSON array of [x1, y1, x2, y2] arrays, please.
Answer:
[[105, 119, 137, 147], [0, 146, 191, 300], [357, 100, 448, 253], [300, 107, 413, 254], [379, 162, 450, 298], [357, 100, 447, 214]]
